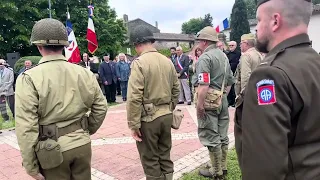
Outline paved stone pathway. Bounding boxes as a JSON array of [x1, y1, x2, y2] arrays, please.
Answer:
[[0, 101, 235, 180]]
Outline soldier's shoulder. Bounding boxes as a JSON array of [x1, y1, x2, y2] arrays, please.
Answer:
[[198, 51, 211, 61], [22, 64, 39, 75]]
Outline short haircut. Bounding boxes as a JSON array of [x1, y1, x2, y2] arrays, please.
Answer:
[[267, 0, 312, 27], [228, 41, 237, 46], [247, 39, 255, 47], [170, 47, 176, 51], [43, 45, 64, 52], [176, 46, 183, 51]]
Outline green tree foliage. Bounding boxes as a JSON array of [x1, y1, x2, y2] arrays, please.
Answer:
[[203, 14, 213, 27], [0, 0, 46, 58], [245, 0, 257, 19], [14, 56, 42, 73], [181, 18, 204, 34], [313, 0, 320, 4], [181, 13, 213, 34], [0, 0, 126, 58], [230, 0, 251, 46]]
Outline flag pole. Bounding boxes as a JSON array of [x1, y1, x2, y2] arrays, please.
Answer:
[[66, 6, 69, 19], [48, 0, 52, 18]]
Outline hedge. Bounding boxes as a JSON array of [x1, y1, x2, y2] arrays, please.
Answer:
[[14, 56, 42, 73]]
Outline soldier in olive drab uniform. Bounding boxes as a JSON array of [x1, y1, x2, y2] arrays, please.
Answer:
[[193, 26, 234, 180], [126, 25, 180, 180], [240, 0, 320, 179], [233, 33, 263, 169], [15, 18, 108, 180]]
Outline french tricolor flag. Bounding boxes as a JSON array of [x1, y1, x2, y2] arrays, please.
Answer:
[[64, 12, 81, 64], [87, 4, 98, 54], [215, 18, 229, 33]]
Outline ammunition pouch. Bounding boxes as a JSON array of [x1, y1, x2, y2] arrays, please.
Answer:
[[35, 138, 63, 170], [141, 103, 171, 122], [195, 87, 223, 111], [141, 103, 157, 122], [143, 103, 156, 116], [172, 109, 184, 130], [39, 118, 89, 141]]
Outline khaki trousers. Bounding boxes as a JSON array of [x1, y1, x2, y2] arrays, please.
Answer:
[[41, 143, 92, 180], [137, 114, 174, 179], [197, 95, 230, 149]]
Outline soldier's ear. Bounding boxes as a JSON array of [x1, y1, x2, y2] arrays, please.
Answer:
[[271, 13, 281, 32]]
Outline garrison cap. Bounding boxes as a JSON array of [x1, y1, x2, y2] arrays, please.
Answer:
[[30, 18, 69, 46], [257, 0, 311, 8], [241, 33, 255, 41], [195, 26, 219, 42]]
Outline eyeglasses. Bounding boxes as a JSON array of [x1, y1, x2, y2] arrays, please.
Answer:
[[229, 45, 235, 47]]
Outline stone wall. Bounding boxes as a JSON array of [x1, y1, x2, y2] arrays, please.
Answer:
[[153, 41, 193, 50]]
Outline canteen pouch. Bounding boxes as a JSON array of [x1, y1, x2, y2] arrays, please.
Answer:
[[35, 139, 63, 170], [172, 109, 184, 129], [203, 88, 223, 111]]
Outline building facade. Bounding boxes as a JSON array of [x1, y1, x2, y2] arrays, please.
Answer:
[[122, 14, 195, 50]]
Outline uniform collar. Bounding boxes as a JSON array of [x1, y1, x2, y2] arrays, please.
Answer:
[[246, 47, 256, 52], [39, 54, 67, 64], [268, 33, 311, 55], [140, 47, 157, 56], [203, 44, 217, 53]]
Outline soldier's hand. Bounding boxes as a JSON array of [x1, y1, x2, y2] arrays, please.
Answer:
[[104, 81, 108, 85], [131, 129, 142, 142], [196, 105, 205, 119], [30, 173, 45, 180]]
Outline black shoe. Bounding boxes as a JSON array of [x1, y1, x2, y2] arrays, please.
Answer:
[[178, 102, 184, 104], [223, 170, 228, 175], [187, 102, 191, 105]]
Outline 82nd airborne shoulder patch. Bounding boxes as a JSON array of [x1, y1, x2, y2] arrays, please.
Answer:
[[256, 79, 277, 105]]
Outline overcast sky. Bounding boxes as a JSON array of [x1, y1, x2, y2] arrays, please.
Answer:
[[109, 0, 235, 33]]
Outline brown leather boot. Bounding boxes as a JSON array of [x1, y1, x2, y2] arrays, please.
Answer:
[[199, 150, 223, 178]]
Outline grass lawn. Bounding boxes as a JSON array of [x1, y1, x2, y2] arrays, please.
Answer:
[[0, 103, 15, 130], [181, 148, 241, 180]]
